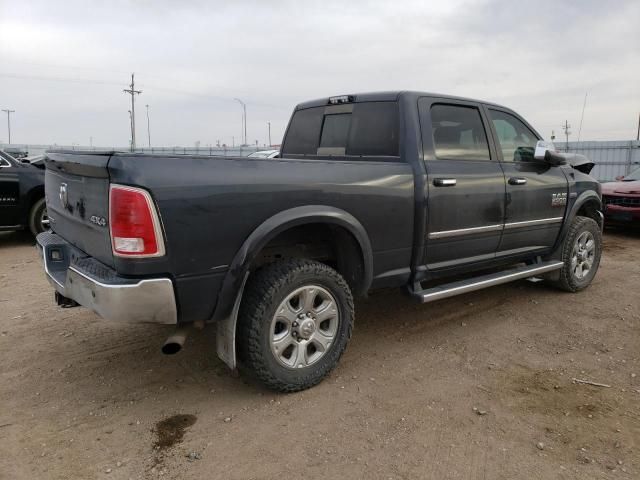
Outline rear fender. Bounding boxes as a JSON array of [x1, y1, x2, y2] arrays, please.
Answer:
[[214, 205, 373, 369]]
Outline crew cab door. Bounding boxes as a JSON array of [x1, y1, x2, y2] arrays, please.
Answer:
[[484, 107, 568, 254], [0, 153, 21, 227], [418, 98, 506, 270]]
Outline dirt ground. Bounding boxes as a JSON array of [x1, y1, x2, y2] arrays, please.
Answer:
[[0, 229, 638, 480]]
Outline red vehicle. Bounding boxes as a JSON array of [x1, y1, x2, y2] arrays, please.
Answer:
[[601, 166, 640, 226]]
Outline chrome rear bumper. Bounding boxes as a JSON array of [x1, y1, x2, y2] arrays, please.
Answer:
[[36, 232, 177, 325]]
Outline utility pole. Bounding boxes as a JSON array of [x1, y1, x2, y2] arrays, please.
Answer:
[[268, 121, 271, 146], [2, 109, 15, 144], [562, 120, 571, 152], [128, 110, 133, 149], [234, 98, 247, 146], [145, 104, 151, 148], [123, 73, 142, 151]]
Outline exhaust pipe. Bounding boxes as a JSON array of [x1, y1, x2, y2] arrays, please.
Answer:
[[162, 325, 190, 355]]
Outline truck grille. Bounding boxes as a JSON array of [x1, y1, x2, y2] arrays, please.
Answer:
[[603, 195, 640, 207]]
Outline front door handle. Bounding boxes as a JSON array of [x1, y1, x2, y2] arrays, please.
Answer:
[[508, 177, 527, 185], [433, 178, 457, 187]]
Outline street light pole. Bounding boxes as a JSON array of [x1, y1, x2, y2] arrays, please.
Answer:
[[2, 109, 15, 144], [145, 104, 151, 148], [234, 98, 247, 146], [268, 121, 271, 146]]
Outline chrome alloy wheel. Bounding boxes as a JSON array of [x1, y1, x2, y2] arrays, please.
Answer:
[[40, 208, 50, 231], [571, 231, 595, 280], [269, 285, 340, 369]]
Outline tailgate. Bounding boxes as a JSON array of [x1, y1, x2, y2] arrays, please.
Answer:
[[44, 151, 114, 268]]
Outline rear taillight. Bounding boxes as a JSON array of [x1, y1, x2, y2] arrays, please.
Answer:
[[109, 184, 165, 257]]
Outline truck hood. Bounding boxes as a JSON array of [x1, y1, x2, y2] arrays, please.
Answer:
[[559, 153, 595, 175], [601, 180, 640, 195]]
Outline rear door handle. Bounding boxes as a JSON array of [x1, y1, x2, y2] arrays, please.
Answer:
[[508, 177, 527, 185], [433, 178, 457, 187]]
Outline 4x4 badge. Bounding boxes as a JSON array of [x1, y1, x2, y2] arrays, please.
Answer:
[[90, 215, 107, 227]]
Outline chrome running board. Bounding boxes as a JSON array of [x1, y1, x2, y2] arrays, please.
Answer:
[[410, 261, 564, 304]]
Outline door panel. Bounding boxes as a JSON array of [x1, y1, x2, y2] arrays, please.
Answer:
[[0, 159, 21, 227], [499, 162, 568, 252], [419, 99, 506, 270], [485, 107, 568, 253]]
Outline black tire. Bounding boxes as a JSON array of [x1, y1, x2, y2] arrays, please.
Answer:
[[237, 259, 354, 392], [28, 198, 49, 236], [550, 216, 602, 292]]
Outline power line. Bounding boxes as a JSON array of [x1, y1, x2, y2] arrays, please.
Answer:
[[1, 109, 15, 144], [123, 73, 142, 151]]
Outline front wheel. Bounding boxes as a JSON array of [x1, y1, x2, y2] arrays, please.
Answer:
[[237, 259, 354, 392], [28, 198, 50, 236], [550, 216, 602, 292]]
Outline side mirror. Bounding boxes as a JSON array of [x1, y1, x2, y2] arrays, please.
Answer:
[[534, 140, 566, 166], [533, 140, 556, 160], [615, 175, 624, 181]]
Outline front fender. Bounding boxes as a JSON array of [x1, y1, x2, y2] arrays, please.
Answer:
[[550, 189, 602, 260]]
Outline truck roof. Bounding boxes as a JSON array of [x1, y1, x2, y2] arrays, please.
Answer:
[[295, 91, 510, 111]]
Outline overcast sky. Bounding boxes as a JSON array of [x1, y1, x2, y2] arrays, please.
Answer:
[[1, 0, 639, 147]]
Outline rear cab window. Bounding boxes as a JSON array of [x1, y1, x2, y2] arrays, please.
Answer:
[[281, 101, 400, 159]]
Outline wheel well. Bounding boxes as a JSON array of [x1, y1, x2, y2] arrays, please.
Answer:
[[252, 223, 366, 295], [576, 199, 602, 228], [27, 186, 45, 211]]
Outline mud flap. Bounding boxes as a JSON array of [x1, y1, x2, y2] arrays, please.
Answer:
[[215, 273, 249, 370]]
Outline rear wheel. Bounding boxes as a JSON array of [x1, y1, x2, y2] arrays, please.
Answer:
[[550, 216, 602, 292], [237, 259, 354, 392], [28, 198, 50, 236]]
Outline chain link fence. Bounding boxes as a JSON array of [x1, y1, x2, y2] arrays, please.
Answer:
[[3, 140, 639, 182]]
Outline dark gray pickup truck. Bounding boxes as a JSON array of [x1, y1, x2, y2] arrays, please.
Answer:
[[36, 91, 603, 392]]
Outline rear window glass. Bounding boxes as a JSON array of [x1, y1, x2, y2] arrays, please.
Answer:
[[282, 101, 399, 158], [281, 107, 324, 155], [320, 114, 351, 149]]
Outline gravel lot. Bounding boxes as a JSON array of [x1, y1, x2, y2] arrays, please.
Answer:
[[0, 229, 638, 480]]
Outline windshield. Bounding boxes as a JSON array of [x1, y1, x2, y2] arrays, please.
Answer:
[[0, 150, 16, 166], [248, 151, 275, 158], [622, 166, 640, 181]]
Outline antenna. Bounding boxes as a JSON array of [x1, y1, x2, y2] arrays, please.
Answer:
[[577, 92, 587, 142]]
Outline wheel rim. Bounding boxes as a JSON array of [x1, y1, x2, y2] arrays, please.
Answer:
[[269, 285, 340, 369], [571, 231, 595, 280], [40, 208, 50, 231]]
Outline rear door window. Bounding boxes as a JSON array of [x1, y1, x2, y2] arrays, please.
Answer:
[[282, 101, 399, 158], [429, 104, 491, 161]]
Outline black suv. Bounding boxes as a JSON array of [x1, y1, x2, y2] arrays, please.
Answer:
[[0, 149, 48, 236]]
